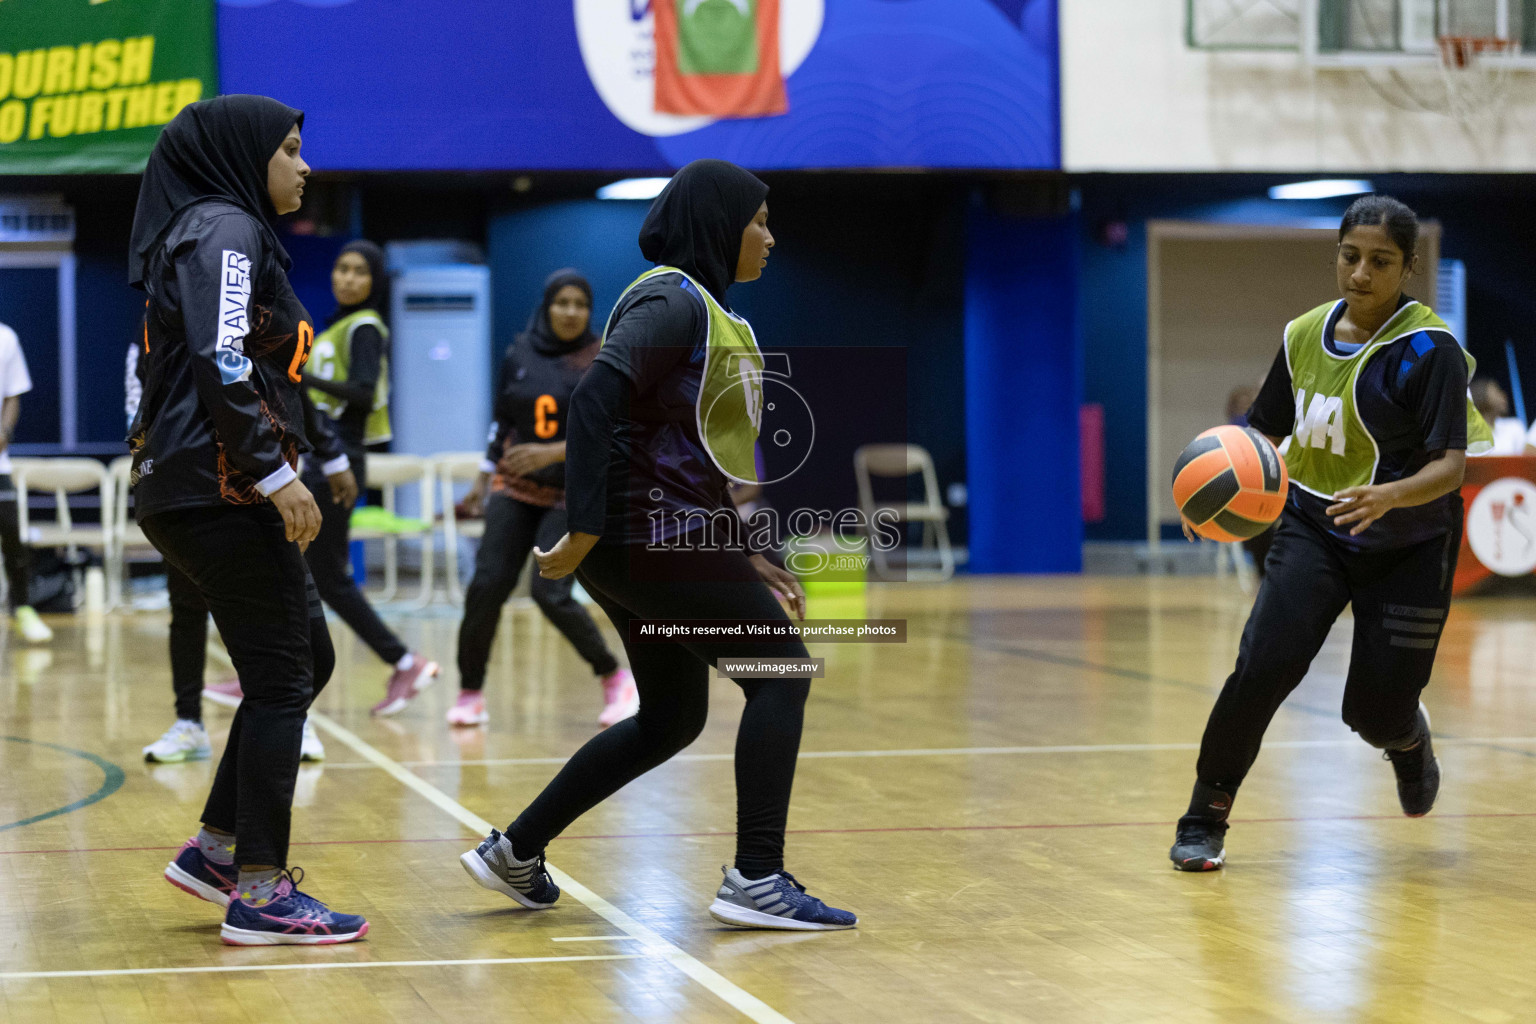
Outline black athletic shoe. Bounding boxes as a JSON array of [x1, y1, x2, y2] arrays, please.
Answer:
[[1170, 782, 1232, 872], [1384, 702, 1440, 817]]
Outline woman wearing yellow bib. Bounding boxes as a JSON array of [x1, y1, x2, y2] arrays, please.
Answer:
[[302, 242, 438, 717], [1171, 196, 1493, 872], [458, 160, 856, 930]]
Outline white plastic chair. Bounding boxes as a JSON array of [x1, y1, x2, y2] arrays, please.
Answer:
[[853, 444, 954, 582], [351, 453, 434, 608], [107, 455, 161, 608], [434, 452, 489, 606], [10, 457, 116, 608]]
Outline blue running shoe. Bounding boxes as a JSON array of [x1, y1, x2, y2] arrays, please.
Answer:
[[459, 828, 560, 909], [164, 837, 237, 908], [220, 868, 369, 946], [708, 866, 857, 931]]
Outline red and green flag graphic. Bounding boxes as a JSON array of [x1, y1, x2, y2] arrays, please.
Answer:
[[653, 0, 787, 119]]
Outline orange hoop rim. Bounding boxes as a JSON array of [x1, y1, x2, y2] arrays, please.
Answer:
[[1437, 35, 1515, 69]]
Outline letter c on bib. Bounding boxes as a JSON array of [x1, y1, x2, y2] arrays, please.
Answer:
[[534, 394, 558, 439]]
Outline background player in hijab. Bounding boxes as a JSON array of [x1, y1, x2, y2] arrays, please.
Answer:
[[449, 270, 635, 728], [460, 160, 856, 931], [129, 95, 367, 944], [1170, 195, 1493, 872], [200, 240, 439, 718], [0, 321, 51, 643]]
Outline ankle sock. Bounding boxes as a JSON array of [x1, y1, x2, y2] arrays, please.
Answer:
[[237, 868, 283, 905], [196, 827, 235, 865], [395, 652, 415, 672]]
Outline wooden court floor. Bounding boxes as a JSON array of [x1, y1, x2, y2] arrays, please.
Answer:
[[4, 575, 1536, 1023]]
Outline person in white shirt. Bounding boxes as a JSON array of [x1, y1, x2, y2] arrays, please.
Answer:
[[1470, 377, 1536, 456], [0, 322, 52, 643]]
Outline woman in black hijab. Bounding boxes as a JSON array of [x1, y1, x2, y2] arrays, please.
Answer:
[[449, 269, 633, 729], [460, 160, 856, 931], [129, 95, 367, 946]]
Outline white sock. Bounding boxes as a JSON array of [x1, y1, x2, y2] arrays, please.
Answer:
[[395, 653, 415, 671]]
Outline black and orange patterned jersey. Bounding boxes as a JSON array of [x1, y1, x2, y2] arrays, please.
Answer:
[[484, 331, 600, 508], [130, 200, 341, 519]]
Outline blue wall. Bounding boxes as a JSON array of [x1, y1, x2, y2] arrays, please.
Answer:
[[965, 202, 1081, 573]]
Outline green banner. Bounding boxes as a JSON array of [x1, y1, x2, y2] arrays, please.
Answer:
[[0, 0, 216, 174]]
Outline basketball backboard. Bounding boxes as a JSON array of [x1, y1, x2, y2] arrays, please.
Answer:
[[1188, 0, 1536, 65]]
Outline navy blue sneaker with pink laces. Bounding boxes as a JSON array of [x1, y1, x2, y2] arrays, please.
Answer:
[[220, 868, 369, 946]]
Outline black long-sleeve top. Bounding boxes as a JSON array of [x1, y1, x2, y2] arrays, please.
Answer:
[[130, 201, 343, 517], [564, 273, 737, 544]]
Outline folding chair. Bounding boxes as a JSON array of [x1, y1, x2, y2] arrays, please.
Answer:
[[853, 443, 955, 582]]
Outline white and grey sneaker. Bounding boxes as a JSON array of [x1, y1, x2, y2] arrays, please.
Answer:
[[459, 828, 560, 909], [142, 719, 212, 763], [300, 718, 325, 762], [708, 866, 857, 931]]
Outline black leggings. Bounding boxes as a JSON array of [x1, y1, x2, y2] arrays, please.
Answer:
[[0, 474, 30, 612], [507, 542, 810, 877], [142, 504, 334, 869], [1196, 506, 1460, 793], [301, 455, 408, 667], [456, 492, 617, 691], [166, 562, 210, 722]]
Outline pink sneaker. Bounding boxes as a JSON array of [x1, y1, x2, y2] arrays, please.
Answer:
[[598, 668, 639, 728], [446, 690, 488, 727], [371, 653, 440, 717], [203, 677, 244, 709]]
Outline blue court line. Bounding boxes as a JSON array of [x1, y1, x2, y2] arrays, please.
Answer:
[[0, 737, 126, 833]]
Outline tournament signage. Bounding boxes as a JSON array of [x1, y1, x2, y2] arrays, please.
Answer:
[[221, 0, 1059, 171], [1454, 456, 1536, 595], [0, 0, 216, 174]]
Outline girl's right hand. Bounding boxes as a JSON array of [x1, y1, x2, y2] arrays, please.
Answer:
[[1180, 519, 1199, 543], [271, 477, 322, 550]]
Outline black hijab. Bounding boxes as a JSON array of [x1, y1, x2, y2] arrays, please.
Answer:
[[328, 239, 391, 328], [638, 159, 768, 305], [129, 94, 303, 288], [525, 268, 596, 356]]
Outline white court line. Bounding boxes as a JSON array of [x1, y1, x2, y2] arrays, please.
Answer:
[[0, 954, 641, 980], [310, 736, 1536, 771], [551, 935, 644, 943], [308, 711, 797, 1024]]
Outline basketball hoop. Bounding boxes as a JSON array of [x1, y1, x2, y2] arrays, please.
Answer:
[[1434, 35, 1516, 151], [1437, 35, 1513, 70]]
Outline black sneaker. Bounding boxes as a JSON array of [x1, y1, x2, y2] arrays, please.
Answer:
[[1384, 702, 1440, 817], [1170, 782, 1232, 872]]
